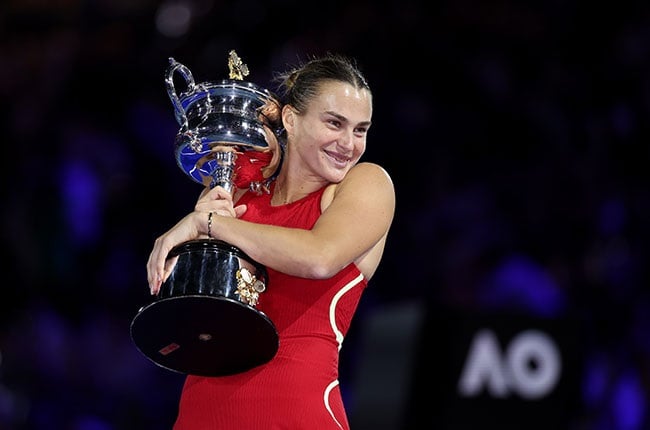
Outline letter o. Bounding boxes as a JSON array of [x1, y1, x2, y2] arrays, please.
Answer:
[[506, 330, 561, 399]]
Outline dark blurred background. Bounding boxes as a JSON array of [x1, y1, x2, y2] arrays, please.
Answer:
[[2, 0, 650, 429]]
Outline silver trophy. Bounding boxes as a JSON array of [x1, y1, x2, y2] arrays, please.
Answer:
[[130, 51, 282, 377]]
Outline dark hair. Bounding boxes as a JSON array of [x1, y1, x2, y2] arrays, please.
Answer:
[[273, 53, 371, 114]]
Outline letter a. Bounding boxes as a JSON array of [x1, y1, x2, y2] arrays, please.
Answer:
[[457, 329, 510, 398]]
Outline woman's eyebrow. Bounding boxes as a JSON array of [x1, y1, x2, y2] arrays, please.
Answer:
[[324, 110, 372, 127]]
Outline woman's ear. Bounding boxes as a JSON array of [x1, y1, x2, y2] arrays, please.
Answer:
[[281, 104, 294, 132], [261, 128, 282, 179]]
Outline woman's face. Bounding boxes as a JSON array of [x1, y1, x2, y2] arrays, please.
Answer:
[[283, 80, 372, 184]]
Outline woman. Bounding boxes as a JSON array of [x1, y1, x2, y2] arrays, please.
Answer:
[[147, 53, 395, 429]]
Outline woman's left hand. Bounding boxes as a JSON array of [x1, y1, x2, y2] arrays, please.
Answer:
[[147, 186, 247, 295], [195, 185, 247, 218], [146, 211, 203, 295]]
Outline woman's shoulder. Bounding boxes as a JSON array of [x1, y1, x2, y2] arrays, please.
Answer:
[[343, 161, 394, 189], [321, 162, 395, 210]]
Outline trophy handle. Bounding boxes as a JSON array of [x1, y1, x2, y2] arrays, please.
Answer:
[[165, 57, 196, 128]]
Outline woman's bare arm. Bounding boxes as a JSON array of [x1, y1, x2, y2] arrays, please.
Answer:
[[147, 162, 395, 292]]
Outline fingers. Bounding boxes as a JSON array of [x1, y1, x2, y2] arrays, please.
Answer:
[[195, 201, 238, 218], [146, 213, 198, 294], [162, 255, 179, 288], [147, 236, 169, 295], [234, 204, 247, 218], [209, 185, 234, 200], [196, 186, 233, 206], [196, 186, 231, 206], [147, 241, 181, 296], [195, 186, 239, 217], [147, 192, 241, 296]]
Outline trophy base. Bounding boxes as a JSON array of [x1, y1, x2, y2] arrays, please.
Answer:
[[131, 295, 279, 376], [130, 239, 279, 377]]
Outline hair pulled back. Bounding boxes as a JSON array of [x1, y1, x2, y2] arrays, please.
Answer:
[[273, 53, 371, 114]]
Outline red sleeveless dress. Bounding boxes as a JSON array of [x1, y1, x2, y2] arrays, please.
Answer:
[[173, 184, 368, 430]]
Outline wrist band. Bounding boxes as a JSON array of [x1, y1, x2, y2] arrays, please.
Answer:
[[207, 212, 214, 239]]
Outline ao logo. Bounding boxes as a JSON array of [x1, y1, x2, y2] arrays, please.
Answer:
[[457, 329, 561, 399]]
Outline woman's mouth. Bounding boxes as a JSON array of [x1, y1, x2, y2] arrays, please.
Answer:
[[324, 150, 351, 167]]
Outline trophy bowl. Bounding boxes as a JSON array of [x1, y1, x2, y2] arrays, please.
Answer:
[[167, 55, 282, 191], [130, 52, 282, 377]]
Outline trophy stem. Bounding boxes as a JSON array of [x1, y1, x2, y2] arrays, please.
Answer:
[[209, 151, 237, 193]]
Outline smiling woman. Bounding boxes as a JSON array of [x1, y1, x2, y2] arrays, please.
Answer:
[[145, 52, 395, 429]]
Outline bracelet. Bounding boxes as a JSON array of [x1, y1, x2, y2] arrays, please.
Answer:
[[207, 212, 214, 239]]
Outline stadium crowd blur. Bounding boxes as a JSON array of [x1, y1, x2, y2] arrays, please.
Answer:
[[1, 0, 649, 429]]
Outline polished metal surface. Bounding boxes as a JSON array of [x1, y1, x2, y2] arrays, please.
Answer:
[[131, 240, 279, 376], [165, 57, 282, 190], [130, 53, 281, 377]]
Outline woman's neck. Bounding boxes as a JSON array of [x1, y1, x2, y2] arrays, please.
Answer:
[[272, 173, 326, 206]]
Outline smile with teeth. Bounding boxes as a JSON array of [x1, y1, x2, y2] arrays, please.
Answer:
[[324, 150, 351, 164]]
